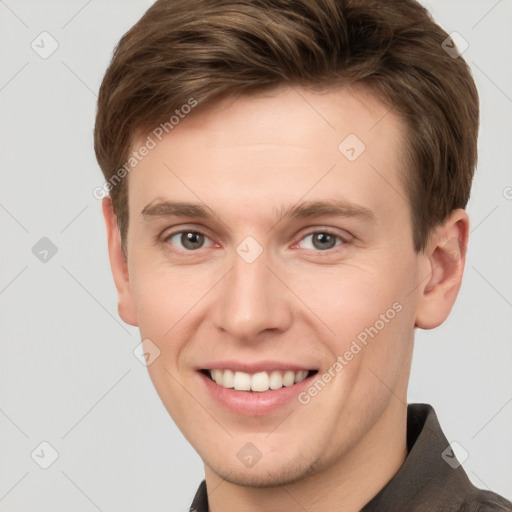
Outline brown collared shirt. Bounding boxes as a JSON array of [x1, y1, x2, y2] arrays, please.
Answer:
[[189, 404, 512, 511]]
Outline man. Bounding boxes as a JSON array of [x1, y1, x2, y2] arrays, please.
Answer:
[[94, 0, 512, 510]]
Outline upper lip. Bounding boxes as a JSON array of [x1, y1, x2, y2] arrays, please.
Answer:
[[198, 360, 316, 373]]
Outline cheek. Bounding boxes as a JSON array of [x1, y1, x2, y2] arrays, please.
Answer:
[[127, 256, 223, 381], [127, 252, 202, 337], [285, 258, 415, 392], [284, 262, 402, 339], [129, 273, 172, 339]]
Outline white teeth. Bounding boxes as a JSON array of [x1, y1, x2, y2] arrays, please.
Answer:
[[282, 370, 295, 387], [295, 370, 308, 383], [208, 369, 311, 392], [222, 369, 234, 388], [251, 372, 269, 392], [269, 370, 283, 389], [233, 371, 251, 391], [211, 369, 223, 386]]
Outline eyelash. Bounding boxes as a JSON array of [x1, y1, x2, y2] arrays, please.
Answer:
[[295, 229, 348, 251], [162, 228, 350, 253]]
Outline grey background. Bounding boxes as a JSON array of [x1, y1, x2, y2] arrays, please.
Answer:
[[0, 0, 511, 510]]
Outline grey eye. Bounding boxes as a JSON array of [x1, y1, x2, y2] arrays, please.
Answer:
[[168, 231, 208, 250], [299, 232, 342, 251]]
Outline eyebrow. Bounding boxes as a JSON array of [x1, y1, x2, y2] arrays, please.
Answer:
[[275, 199, 375, 222], [141, 198, 376, 224], [141, 201, 213, 219]]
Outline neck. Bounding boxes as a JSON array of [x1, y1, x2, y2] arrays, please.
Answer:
[[205, 399, 408, 512]]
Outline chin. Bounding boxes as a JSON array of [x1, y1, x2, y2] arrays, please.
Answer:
[[207, 452, 323, 488]]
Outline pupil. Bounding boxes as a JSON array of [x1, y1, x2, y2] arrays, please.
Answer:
[[313, 233, 335, 250], [182, 232, 204, 250]]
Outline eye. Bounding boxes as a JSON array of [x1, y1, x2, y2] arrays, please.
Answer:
[[166, 230, 214, 251], [297, 230, 345, 251]]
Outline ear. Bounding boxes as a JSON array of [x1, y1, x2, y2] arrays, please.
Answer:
[[415, 209, 469, 330], [102, 197, 138, 327]]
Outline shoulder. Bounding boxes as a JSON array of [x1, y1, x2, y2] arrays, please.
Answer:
[[457, 490, 512, 512]]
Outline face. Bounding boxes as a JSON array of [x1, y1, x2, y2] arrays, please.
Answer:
[[106, 86, 453, 487]]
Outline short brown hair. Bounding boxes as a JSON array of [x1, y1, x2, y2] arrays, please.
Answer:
[[94, 0, 479, 252]]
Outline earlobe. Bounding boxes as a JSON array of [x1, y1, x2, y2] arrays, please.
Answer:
[[102, 197, 138, 327], [415, 209, 469, 330]]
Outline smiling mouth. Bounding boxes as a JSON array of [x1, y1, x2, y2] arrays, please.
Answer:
[[201, 369, 318, 392]]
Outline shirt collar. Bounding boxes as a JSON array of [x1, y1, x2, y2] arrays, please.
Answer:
[[190, 404, 477, 512], [362, 403, 474, 510]]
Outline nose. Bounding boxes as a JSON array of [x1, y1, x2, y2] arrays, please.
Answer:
[[211, 246, 293, 341]]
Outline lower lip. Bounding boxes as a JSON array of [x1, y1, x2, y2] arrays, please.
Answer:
[[198, 371, 316, 416]]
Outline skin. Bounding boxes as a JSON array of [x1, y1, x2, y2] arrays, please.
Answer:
[[103, 85, 469, 512]]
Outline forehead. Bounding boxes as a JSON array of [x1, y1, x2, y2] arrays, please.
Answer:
[[128, 85, 408, 228]]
